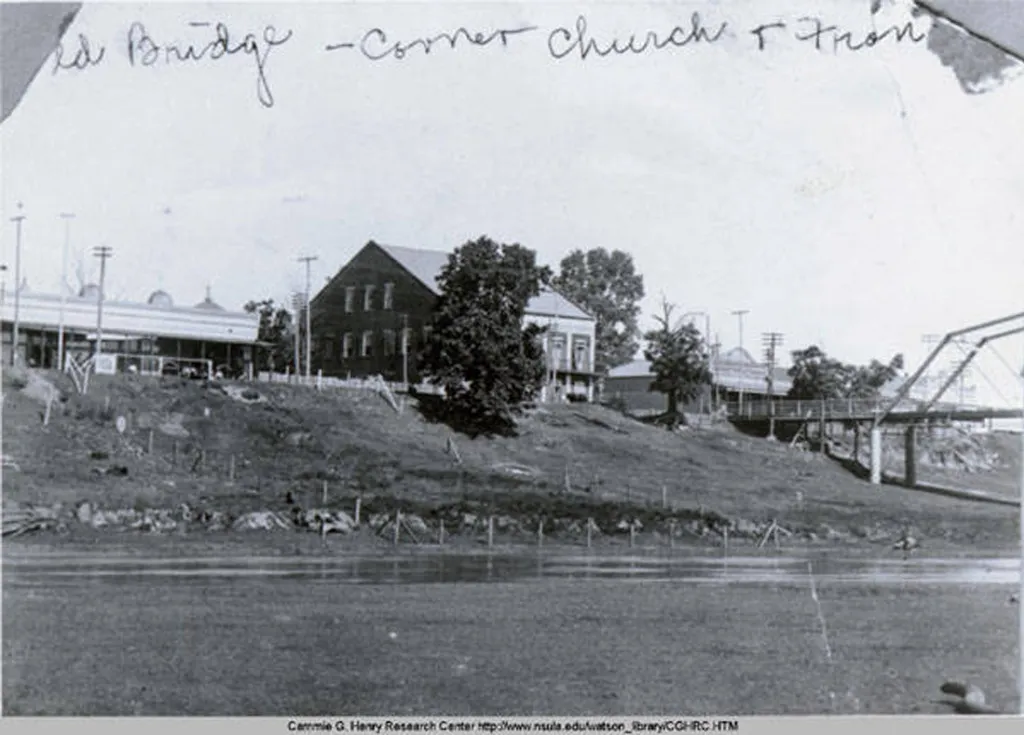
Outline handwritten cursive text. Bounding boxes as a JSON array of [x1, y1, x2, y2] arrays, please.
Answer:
[[325, 24, 539, 60], [547, 13, 728, 60], [52, 33, 106, 73], [750, 16, 926, 51], [126, 21, 294, 107]]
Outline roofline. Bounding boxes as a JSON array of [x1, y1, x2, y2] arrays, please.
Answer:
[[318, 242, 595, 320], [544, 287, 594, 321], [311, 241, 444, 307], [376, 241, 447, 296], [5, 290, 253, 319]]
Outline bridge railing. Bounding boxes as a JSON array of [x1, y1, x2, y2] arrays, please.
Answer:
[[725, 397, 991, 420]]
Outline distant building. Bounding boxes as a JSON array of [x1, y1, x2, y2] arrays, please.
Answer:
[[308, 241, 597, 401], [604, 346, 794, 415], [0, 285, 259, 376]]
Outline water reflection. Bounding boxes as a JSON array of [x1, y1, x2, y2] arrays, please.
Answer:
[[3, 553, 1020, 587]]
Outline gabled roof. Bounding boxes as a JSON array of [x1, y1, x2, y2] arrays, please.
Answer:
[[719, 346, 757, 364], [378, 244, 449, 294], [375, 242, 593, 321], [523, 289, 592, 321]]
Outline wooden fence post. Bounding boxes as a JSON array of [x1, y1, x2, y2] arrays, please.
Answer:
[[586, 518, 593, 549], [393, 510, 401, 546], [439, 520, 445, 545], [487, 516, 494, 548], [629, 521, 636, 548], [355, 497, 362, 526], [228, 455, 236, 482], [538, 519, 544, 548], [321, 480, 327, 506]]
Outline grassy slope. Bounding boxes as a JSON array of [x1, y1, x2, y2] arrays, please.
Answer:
[[2, 370, 1020, 551]]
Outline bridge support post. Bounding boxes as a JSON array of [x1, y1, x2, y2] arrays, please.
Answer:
[[904, 425, 917, 488], [869, 426, 882, 485], [853, 424, 861, 465]]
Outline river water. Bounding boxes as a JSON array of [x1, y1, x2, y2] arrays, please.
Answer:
[[3, 552, 1020, 586]]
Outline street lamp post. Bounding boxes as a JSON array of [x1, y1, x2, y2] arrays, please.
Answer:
[[10, 203, 25, 366]]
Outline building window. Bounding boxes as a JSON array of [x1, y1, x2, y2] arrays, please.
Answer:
[[364, 285, 375, 311], [383, 329, 397, 356], [383, 282, 394, 310], [549, 333, 567, 372], [344, 287, 355, 313], [401, 328, 412, 356], [361, 331, 374, 357], [572, 336, 590, 372], [421, 325, 433, 348], [342, 333, 353, 359]]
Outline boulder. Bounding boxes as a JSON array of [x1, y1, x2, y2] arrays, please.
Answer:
[[231, 511, 291, 531], [158, 414, 190, 438], [304, 509, 357, 534], [75, 501, 92, 525], [284, 431, 314, 448], [403, 514, 429, 535]]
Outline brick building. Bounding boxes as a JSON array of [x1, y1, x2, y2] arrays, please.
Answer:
[[308, 241, 597, 401]]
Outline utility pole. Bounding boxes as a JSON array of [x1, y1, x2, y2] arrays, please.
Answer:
[[732, 309, 749, 352], [402, 312, 409, 387], [682, 311, 713, 414], [1019, 358, 1024, 716], [10, 203, 25, 366], [761, 332, 784, 439], [297, 255, 318, 380], [58, 212, 75, 371], [92, 246, 113, 358], [291, 291, 302, 379]]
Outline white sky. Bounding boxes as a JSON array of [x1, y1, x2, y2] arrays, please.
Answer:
[[2, 0, 1023, 407]]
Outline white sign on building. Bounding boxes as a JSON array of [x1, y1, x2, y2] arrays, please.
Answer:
[[94, 353, 117, 375]]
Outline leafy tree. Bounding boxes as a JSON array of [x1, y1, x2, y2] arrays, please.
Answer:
[[553, 248, 645, 375], [849, 354, 905, 398], [786, 346, 853, 400], [244, 298, 295, 372], [642, 298, 713, 429], [418, 236, 551, 435], [787, 346, 905, 400]]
